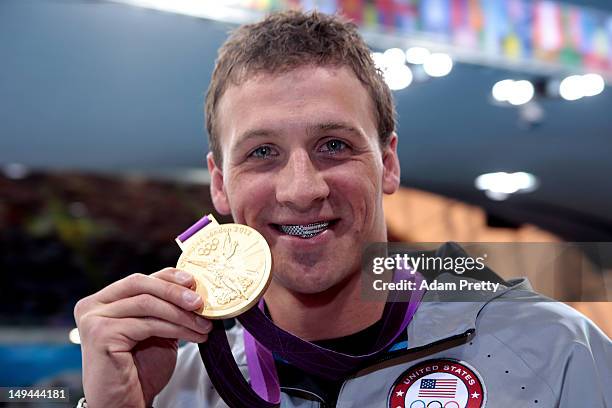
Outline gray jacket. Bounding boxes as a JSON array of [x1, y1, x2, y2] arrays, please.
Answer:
[[155, 274, 611, 407]]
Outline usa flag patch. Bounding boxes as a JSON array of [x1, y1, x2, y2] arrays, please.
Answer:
[[388, 359, 486, 408]]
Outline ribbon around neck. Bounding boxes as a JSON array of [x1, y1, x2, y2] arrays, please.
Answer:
[[198, 268, 424, 408]]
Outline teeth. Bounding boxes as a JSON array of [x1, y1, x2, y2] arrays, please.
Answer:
[[279, 221, 330, 238]]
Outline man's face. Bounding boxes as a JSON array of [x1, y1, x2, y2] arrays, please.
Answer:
[[208, 65, 400, 294]]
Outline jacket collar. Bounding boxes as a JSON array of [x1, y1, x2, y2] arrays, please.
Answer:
[[406, 242, 533, 349]]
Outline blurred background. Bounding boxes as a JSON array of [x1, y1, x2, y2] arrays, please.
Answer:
[[1, 0, 611, 404]]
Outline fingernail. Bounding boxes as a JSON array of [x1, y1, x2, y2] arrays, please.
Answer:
[[182, 290, 200, 304], [196, 317, 212, 331], [176, 270, 192, 284]]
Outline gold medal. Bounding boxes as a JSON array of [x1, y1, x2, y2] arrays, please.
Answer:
[[176, 222, 272, 319]]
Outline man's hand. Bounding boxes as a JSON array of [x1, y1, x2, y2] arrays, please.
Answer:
[[74, 268, 212, 408]]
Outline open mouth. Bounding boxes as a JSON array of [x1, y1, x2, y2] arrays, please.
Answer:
[[274, 220, 338, 239]]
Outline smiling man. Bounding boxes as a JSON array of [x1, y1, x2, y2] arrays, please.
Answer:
[[74, 10, 611, 408], [208, 63, 399, 342]]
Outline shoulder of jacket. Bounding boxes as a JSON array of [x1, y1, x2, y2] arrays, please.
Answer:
[[481, 288, 606, 347]]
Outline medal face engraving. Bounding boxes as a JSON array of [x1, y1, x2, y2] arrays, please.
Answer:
[[177, 223, 272, 319]]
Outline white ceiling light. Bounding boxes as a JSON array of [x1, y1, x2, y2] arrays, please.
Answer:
[[582, 73, 605, 97], [371, 52, 387, 71], [559, 75, 585, 101], [559, 73, 606, 100], [382, 64, 413, 91], [492, 79, 534, 105], [508, 80, 535, 105], [475, 171, 538, 201], [383, 48, 407, 67], [405, 47, 430, 64], [492, 79, 515, 102], [372, 49, 414, 91], [423, 53, 453, 77]]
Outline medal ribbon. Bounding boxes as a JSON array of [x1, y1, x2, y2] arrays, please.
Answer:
[[178, 215, 424, 408]]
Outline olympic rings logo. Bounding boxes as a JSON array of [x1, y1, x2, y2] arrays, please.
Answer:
[[409, 401, 460, 408]]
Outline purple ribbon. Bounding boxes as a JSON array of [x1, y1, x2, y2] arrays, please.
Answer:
[[242, 304, 280, 404], [198, 269, 423, 407], [176, 214, 211, 243], [180, 216, 424, 407], [241, 269, 422, 403]]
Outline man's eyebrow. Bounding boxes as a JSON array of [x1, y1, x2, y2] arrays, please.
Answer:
[[234, 129, 277, 147], [309, 121, 365, 138]]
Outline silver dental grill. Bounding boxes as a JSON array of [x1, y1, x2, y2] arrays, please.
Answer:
[[279, 222, 329, 238]]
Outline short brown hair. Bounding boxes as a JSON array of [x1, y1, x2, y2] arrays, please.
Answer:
[[205, 9, 396, 164]]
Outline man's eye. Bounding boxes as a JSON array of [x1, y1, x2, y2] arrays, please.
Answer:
[[320, 139, 348, 154], [249, 146, 276, 159]]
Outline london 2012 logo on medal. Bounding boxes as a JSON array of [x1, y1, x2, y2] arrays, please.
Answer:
[[176, 222, 272, 319], [388, 359, 486, 408]]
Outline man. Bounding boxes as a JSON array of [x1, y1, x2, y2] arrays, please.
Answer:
[[74, 10, 611, 408]]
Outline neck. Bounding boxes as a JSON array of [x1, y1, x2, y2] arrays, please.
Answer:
[[263, 271, 385, 341]]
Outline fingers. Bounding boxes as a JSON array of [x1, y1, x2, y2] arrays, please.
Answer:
[[74, 268, 212, 352], [97, 294, 212, 335], [74, 268, 211, 407], [151, 267, 196, 288], [86, 315, 209, 354], [112, 317, 209, 345], [95, 268, 201, 311]]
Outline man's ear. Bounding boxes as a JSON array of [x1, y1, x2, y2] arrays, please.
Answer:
[[207, 152, 231, 215], [382, 133, 401, 195]]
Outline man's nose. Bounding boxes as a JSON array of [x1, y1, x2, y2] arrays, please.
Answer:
[[275, 149, 330, 211]]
